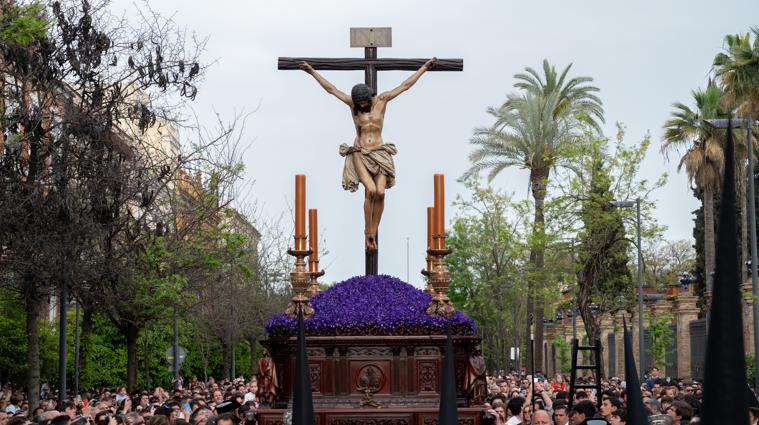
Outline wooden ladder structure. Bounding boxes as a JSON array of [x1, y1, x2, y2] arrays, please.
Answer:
[[567, 338, 603, 409]]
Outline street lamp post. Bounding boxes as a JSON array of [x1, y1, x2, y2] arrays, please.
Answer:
[[173, 307, 179, 381], [73, 301, 80, 398], [59, 282, 67, 402], [611, 198, 645, 379], [705, 117, 758, 390]]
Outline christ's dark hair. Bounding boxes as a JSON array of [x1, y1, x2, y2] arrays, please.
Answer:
[[351, 83, 374, 115]]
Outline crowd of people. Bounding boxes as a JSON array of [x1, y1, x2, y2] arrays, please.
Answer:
[[0, 366, 756, 425], [482, 366, 757, 424], [0, 377, 262, 425]]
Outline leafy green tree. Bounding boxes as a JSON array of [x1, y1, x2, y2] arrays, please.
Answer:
[[0, 1, 49, 46], [553, 337, 572, 374], [463, 60, 603, 370], [0, 290, 58, 388], [551, 125, 666, 349], [575, 150, 632, 343], [642, 238, 696, 291], [647, 313, 674, 369], [447, 178, 528, 369]]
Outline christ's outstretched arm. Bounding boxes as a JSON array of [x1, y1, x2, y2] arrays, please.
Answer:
[[300, 61, 353, 106], [378, 57, 437, 102]]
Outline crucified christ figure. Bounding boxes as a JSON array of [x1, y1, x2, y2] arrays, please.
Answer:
[[299, 57, 437, 251]]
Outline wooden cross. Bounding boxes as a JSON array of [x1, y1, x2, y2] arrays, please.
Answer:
[[278, 27, 463, 94], [278, 27, 463, 276]]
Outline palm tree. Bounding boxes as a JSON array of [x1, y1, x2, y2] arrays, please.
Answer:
[[713, 28, 759, 117], [463, 60, 603, 372], [512, 59, 605, 133], [662, 83, 725, 297], [714, 29, 759, 279]]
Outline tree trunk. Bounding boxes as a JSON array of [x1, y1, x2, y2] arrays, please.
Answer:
[[124, 324, 139, 391], [80, 308, 93, 384], [0, 65, 5, 150], [25, 289, 43, 410], [514, 294, 523, 371], [144, 326, 151, 389], [248, 337, 258, 378], [528, 167, 549, 375], [740, 161, 748, 281], [196, 328, 209, 382], [704, 188, 716, 295], [221, 342, 231, 380]]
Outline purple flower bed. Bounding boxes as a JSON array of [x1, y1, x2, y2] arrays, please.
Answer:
[[265, 274, 476, 338]]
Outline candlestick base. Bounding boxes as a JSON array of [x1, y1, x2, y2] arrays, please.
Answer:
[[426, 292, 455, 317], [286, 248, 315, 319], [425, 247, 455, 317], [285, 295, 315, 319]]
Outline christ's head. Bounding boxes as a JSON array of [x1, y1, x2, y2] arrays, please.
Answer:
[[351, 83, 374, 114]]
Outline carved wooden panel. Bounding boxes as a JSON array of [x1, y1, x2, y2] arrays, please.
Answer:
[[356, 364, 386, 392], [348, 347, 393, 357], [349, 361, 391, 395], [455, 360, 467, 392], [330, 419, 408, 425], [308, 348, 327, 357], [423, 419, 474, 425], [309, 363, 321, 393], [414, 347, 440, 356], [417, 361, 437, 393]]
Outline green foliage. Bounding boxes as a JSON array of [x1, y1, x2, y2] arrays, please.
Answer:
[[647, 313, 674, 368], [75, 314, 128, 389], [0, 290, 57, 386], [0, 301, 258, 390], [447, 178, 528, 369], [549, 125, 666, 340], [643, 237, 696, 292], [692, 188, 707, 312], [0, 2, 49, 46], [748, 354, 756, 386], [553, 337, 572, 374], [713, 27, 759, 115], [575, 140, 633, 317], [463, 60, 605, 370]]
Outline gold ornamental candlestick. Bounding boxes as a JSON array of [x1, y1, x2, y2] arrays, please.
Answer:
[[426, 245, 454, 317], [286, 175, 314, 318], [426, 174, 455, 317], [420, 206, 434, 294], [307, 209, 325, 297], [286, 247, 314, 318]]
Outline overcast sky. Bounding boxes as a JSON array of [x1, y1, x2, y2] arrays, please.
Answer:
[[112, 0, 759, 287]]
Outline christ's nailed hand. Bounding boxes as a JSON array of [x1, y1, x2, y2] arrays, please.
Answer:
[[299, 61, 314, 73]]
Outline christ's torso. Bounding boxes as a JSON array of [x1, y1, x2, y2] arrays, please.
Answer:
[[351, 97, 387, 149]]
